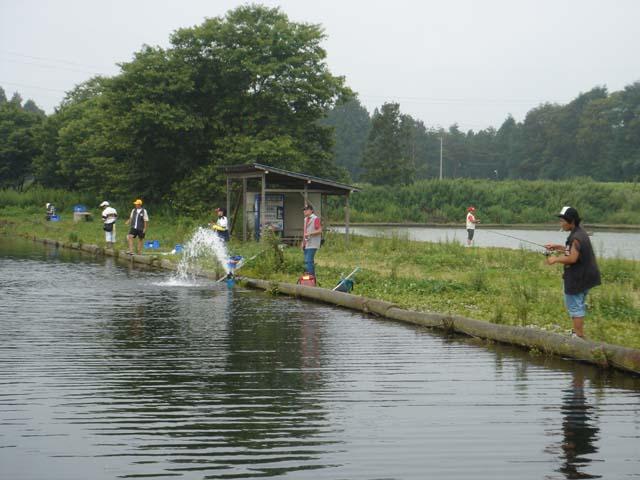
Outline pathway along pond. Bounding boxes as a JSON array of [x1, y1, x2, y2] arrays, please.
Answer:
[[332, 226, 640, 260], [1, 236, 639, 480]]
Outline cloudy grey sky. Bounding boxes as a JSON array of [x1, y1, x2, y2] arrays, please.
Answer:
[[1, 0, 639, 131]]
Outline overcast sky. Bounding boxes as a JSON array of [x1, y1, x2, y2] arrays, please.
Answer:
[[1, 0, 639, 131]]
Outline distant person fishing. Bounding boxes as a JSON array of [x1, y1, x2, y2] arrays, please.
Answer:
[[465, 206, 479, 246]]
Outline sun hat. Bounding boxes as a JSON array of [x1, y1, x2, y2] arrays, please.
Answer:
[[467, 206, 475, 212], [99, 201, 109, 207], [133, 199, 143, 205]]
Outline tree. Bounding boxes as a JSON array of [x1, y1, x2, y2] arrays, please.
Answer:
[[23, 99, 45, 116], [360, 103, 416, 185], [0, 100, 43, 189], [41, 5, 350, 213], [322, 98, 371, 181]]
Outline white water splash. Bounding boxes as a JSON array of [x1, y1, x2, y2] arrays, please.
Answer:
[[171, 227, 230, 283]]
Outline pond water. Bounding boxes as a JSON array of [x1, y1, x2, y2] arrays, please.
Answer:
[[1, 236, 639, 479], [332, 226, 640, 260]]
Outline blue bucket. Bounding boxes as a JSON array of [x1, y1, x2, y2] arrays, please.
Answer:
[[49, 215, 60, 222], [152, 240, 160, 249], [144, 240, 154, 249], [174, 244, 183, 253]]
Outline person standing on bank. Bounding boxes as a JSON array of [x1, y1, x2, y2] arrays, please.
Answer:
[[211, 207, 230, 242], [100, 201, 118, 249], [544, 206, 601, 339], [125, 199, 149, 255], [466, 206, 479, 246], [301, 204, 322, 276]]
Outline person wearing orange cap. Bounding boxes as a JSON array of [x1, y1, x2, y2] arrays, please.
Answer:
[[465, 206, 479, 246], [125, 199, 149, 255]]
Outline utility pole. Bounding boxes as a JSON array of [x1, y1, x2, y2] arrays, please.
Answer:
[[439, 136, 443, 180]]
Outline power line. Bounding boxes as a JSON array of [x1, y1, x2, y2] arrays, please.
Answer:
[[358, 93, 570, 105], [0, 49, 114, 71], [0, 80, 67, 93], [0, 57, 106, 76]]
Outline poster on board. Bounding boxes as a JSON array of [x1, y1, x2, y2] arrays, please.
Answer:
[[254, 194, 284, 236]]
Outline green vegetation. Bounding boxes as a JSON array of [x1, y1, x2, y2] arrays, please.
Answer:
[[0, 5, 350, 214], [331, 178, 640, 224], [2, 201, 639, 350], [325, 84, 640, 185]]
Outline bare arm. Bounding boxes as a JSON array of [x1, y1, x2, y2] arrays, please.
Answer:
[[546, 239, 580, 265]]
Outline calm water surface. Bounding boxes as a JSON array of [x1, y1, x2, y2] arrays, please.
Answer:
[[333, 226, 640, 260], [1, 236, 639, 479]]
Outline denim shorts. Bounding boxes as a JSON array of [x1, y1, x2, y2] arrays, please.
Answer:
[[564, 290, 589, 317]]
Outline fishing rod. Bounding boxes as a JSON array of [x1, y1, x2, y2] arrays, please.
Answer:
[[483, 229, 553, 253]]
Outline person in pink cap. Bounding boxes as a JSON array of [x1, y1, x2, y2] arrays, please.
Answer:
[[465, 206, 479, 246]]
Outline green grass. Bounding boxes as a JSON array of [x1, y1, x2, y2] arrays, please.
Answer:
[[2, 203, 640, 349], [329, 178, 640, 225]]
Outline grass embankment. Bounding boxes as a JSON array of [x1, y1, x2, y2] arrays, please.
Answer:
[[2, 205, 640, 350], [335, 178, 640, 224]]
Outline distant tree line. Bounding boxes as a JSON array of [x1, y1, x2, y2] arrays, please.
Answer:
[[1, 3, 639, 215], [323, 84, 640, 184]]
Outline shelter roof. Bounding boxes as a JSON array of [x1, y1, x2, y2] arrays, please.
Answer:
[[221, 163, 359, 195]]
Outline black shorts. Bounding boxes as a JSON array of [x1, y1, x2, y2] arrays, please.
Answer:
[[129, 228, 145, 239], [467, 229, 475, 240]]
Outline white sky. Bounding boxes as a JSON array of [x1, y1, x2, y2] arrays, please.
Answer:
[[1, 0, 639, 131]]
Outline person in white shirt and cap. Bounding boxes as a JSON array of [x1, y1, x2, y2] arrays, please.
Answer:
[[100, 201, 118, 249]]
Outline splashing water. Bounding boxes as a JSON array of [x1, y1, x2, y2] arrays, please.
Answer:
[[171, 227, 230, 283]]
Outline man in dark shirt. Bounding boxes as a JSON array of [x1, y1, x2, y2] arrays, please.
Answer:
[[545, 206, 601, 339]]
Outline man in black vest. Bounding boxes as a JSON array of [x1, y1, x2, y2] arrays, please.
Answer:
[[125, 199, 149, 255], [545, 206, 601, 339]]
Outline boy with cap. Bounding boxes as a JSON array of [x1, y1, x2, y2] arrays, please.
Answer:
[[545, 206, 601, 338], [100, 201, 118, 249], [125, 199, 149, 255]]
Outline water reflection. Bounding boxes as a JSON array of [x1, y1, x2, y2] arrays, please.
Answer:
[[556, 368, 600, 479], [2, 237, 640, 480], [92, 285, 335, 477]]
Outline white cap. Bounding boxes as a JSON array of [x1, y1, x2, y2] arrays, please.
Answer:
[[99, 201, 109, 207]]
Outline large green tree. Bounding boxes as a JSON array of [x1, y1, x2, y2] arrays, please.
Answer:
[[37, 5, 350, 213]]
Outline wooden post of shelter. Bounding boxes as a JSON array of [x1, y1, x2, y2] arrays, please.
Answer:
[[345, 191, 350, 246], [242, 177, 247, 242], [226, 177, 231, 235], [260, 172, 266, 238]]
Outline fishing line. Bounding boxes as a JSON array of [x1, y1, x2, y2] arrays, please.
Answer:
[[483, 229, 550, 249]]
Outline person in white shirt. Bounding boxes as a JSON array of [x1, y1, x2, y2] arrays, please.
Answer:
[[466, 206, 479, 246], [125, 199, 149, 255], [99, 201, 118, 248], [211, 207, 230, 242]]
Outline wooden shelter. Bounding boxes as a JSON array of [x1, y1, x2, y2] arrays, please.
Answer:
[[221, 163, 359, 243]]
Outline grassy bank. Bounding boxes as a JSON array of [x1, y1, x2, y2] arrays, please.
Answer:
[[334, 178, 640, 224], [2, 204, 640, 350]]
